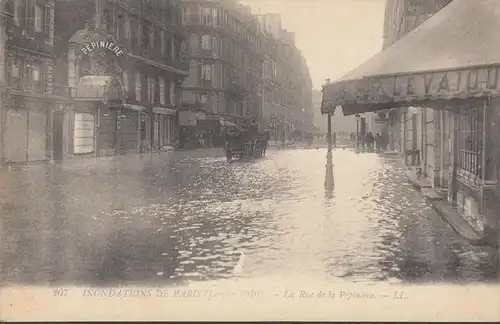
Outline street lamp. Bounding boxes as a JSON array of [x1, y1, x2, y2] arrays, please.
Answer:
[[324, 79, 334, 190], [355, 114, 361, 153]]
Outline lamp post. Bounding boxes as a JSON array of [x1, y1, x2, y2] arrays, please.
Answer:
[[355, 114, 360, 153], [324, 79, 334, 190]]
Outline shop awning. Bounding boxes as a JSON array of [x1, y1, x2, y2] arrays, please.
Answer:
[[322, 0, 500, 116]]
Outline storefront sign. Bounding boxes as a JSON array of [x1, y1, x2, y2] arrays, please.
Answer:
[[80, 41, 125, 57], [73, 113, 95, 154], [322, 66, 500, 112]]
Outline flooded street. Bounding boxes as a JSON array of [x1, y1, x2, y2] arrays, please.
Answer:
[[0, 149, 497, 286]]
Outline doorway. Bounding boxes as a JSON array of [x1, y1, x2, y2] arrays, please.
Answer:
[[52, 110, 64, 161]]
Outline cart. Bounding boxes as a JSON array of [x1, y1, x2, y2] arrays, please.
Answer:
[[225, 130, 269, 161]]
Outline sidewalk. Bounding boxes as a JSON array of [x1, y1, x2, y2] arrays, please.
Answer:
[[404, 168, 499, 248]]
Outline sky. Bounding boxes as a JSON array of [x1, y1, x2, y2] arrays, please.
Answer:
[[241, 0, 386, 90]]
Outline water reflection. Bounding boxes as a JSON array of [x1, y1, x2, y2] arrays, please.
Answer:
[[0, 150, 497, 286]]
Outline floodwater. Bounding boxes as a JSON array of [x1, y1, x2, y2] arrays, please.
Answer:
[[0, 149, 497, 286]]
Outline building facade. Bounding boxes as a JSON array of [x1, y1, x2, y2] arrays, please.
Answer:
[[52, 0, 188, 159], [180, 1, 313, 147], [0, 0, 62, 163], [180, 0, 265, 148], [258, 13, 312, 142], [380, 0, 500, 235]]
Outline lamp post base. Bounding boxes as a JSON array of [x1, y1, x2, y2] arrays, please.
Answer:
[[325, 150, 334, 190]]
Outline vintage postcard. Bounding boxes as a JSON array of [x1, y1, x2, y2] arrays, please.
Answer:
[[0, 0, 499, 321]]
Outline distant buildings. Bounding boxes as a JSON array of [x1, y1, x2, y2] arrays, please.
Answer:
[[258, 12, 312, 141], [312, 89, 356, 139]]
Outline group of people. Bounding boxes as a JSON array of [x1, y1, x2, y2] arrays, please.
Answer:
[[363, 132, 389, 152]]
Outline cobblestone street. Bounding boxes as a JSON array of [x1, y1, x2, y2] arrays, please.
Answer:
[[0, 149, 497, 286]]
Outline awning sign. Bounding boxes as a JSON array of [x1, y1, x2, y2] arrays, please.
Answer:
[[322, 66, 500, 113], [80, 41, 125, 57]]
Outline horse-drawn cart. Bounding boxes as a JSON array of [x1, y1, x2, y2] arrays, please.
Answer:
[[225, 130, 269, 161]]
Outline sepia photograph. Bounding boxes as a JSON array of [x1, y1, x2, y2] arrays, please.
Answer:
[[0, 0, 499, 321]]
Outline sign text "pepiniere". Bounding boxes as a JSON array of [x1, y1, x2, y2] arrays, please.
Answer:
[[81, 41, 125, 57]]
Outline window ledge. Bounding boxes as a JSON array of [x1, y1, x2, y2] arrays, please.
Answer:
[[456, 169, 481, 190]]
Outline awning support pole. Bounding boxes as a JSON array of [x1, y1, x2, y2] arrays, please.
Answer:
[[325, 112, 334, 190]]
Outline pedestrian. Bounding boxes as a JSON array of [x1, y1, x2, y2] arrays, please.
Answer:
[[375, 133, 382, 152], [333, 132, 337, 148]]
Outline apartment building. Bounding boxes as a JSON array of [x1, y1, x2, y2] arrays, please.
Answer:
[[1, 0, 62, 163], [53, 0, 188, 159], [258, 13, 312, 142], [180, 0, 264, 137]]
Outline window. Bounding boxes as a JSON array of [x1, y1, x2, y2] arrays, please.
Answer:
[[169, 81, 175, 105], [116, 14, 125, 42], [171, 38, 176, 60], [212, 8, 219, 27], [33, 62, 41, 92], [159, 77, 165, 105], [122, 72, 129, 93], [11, 57, 21, 90], [135, 73, 142, 101], [160, 29, 165, 54], [201, 64, 212, 80], [201, 7, 211, 26], [26, 1, 34, 37], [130, 19, 138, 46], [149, 27, 155, 49], [459, 104, 483, 175], [147, 76, 155, 103], [34, 5, 43, 32], [142, 23, 150, 48], [44, 5, 51, 34], [24, 58, 34, 91], [13, 0, 20, 26], [201, 34, 211, 50]]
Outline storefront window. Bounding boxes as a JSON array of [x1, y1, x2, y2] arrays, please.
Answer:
[[459, 104, 483, 175]]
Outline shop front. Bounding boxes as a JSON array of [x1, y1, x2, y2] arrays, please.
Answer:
[[321, 0, 500, 240], [152, 107, 177, 150], [71, 75, 142, 157]]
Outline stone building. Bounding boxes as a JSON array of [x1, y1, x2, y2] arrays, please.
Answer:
[[258, 13, 312, 142], [1, 0, 62, 163], [180, 0, 264, 144], [53, 0, 188, 159]]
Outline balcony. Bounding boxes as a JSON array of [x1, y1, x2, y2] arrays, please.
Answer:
[[54, 84, 72, 98]]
